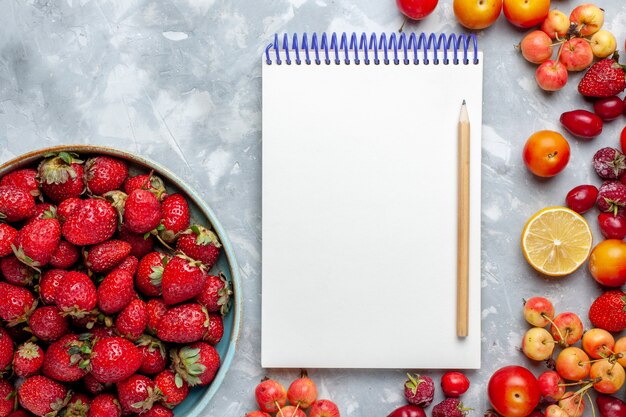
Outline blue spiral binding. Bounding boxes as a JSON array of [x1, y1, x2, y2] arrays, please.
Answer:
[[264, 32, 479, 66]]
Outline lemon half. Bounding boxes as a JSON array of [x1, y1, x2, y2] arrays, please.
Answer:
[[521, 206, 593, 277]]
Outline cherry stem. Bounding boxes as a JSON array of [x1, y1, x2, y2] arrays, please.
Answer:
[[276, 401, 285, 417], [399, 17, 408, 33], [585, 390, 597, 417], [541, 313, 567, 346], [558, 380, 592, 387]]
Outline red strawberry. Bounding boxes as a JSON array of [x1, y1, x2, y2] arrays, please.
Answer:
[[0, 185, 36, 222], [146, 298, 167, 335], [1, 169, 40, 197], [0, 256, 37, 286], [83, 374, 106, 396], [589, 290, 626, 332], [196, 273, 232, 315], [0, 223, 18, 257], [136, 252, 169, 297], [123, 174, 167, 201], [0, 327, 14, 371], [0, 380, 14, 417], [90, 326, 115, 341], [597, 180, 626, 214], [8, 410, 32, 417], [13, 218, 61, 268], [115, 299, 147, 341], [159, 194, 190, 243], [18, 375, 69, 417], [161, 255, 207, 305], [404, 373, 435, 407], [62, 199, 117, 246], [594, 147, 626, 180], [203, 313, 224, 345], [143, 404, 173, 417], [84, 156, 128, 196], [96, 269, 135, 315], [42, 334, 88, 382], [155, 369, 188, 408], [171, 342, 220, 386], [38, 269, 66, 305], [12, 342, 44, 378], [118, 225, 154, 258], [28, 306, 69, 342], [137, 335, 167, 375], [90, 337, 142, 383], [579, 55, 626, 98], [156, 303, 209, 343], [176, 225, 221, 269], [432, 398, 470, 417], [116, 374, 160, 414], [0, 283, 36, 325], [48, 240, 79, 269], [84, 240, 131, 273], [54, 271, 96, 318], [111, 255, 138, 276], [37, 152, 85, 203], [88, 394, 121, 417], [56, 197, 82, 223], [123, 189, 161, 234]]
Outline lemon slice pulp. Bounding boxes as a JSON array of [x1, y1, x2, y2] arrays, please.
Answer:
[[521, 206, 593, 277]]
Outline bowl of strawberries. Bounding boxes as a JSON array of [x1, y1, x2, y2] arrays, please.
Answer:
[[0, 145, 241, 417]]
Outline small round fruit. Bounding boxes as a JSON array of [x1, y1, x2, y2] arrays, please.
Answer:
[[545, 404, 569, 417], [582, 328, 615, 359], [550, 312, 584, 347], [555, 347, 590, 381], [520, 30, 553, 64], [287, 373, 318, 409], [453, 0, 502, 30], [255, 379, 287, 413], [559, 393, 585, 417], [566, 185, 599, 214], [487, 365, 540, 417], [523, 130, 570, 177], [598, 213, 626, 240], [397, 0, 438, 20], [522, 327, 555, 361], [541, 10, 569, 39], [590, 359, 625, 394], [614, 337, 626, 368], [523, 296, 555, 327], [503, 0, 549, 28], [570, 4, 605, 36], [535, 60, 568, 91], [538, 371, 565, 402], [589, 239, 626, 287], [310, 400, 341, 417], [594, 97, 623, 121], [441, 372, 470, 397], [521, 207, 592, 277], [559, 39, 594, 72], [590, 30, 617, 58]]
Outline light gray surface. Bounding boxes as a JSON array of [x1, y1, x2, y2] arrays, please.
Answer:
[[1, 0, 626, 415]]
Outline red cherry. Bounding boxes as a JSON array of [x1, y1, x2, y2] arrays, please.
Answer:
[[598, 213, 626, 240], [565, 185, 599, 214], [396, 0, 438, 20], [255, 379, 287, 413], [441, 371, 470, 397], [593, 97, 624, 121]]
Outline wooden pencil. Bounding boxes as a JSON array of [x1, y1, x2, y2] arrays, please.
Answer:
[[457, 100, 470, 338]]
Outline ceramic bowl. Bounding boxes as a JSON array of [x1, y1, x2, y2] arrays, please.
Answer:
[[0, 145, 242, 416]]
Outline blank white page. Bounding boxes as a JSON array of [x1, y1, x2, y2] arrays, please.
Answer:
[[262, 46, 483, 369]]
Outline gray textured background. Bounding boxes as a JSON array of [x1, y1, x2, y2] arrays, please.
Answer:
[[1, 0, 626, 415]]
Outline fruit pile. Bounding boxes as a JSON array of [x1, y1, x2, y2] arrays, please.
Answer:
[[517, 4, 619, 92], [386, 372, 471, 417], [514, 295, 626, 414], [245, 372, 340, 417], [0, 152, 232, 417]]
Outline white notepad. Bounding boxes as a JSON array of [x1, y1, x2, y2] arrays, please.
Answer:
[[262, 33, 483, 369]]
